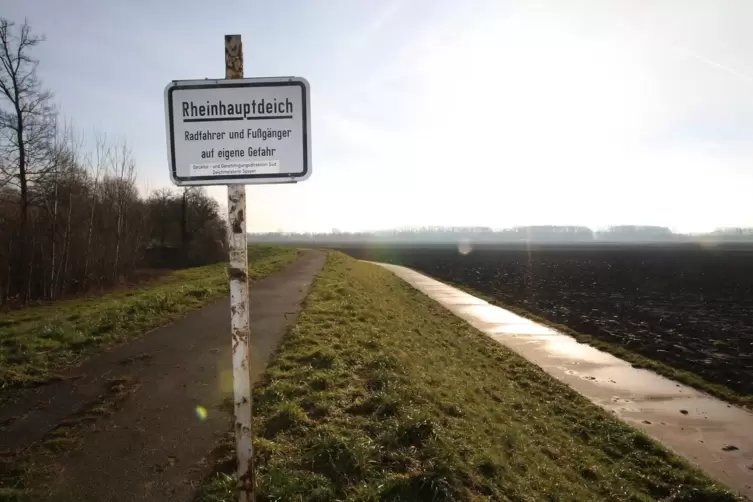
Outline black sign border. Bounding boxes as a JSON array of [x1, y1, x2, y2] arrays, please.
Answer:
[[167, 80, 309, 183]]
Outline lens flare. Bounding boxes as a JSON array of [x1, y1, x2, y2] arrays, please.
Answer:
[[195, 405, 208, 421], [458, 238, 472, 255]]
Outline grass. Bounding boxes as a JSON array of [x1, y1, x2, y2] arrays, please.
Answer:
[[197, 252, 740, 501], [434, 279, 753, 410], [0, 245, 299, 400]]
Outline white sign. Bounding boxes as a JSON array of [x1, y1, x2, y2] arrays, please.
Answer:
[[164, 77, 311, 185]]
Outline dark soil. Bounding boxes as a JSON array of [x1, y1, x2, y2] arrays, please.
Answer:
[[340, 244, 753, 398]]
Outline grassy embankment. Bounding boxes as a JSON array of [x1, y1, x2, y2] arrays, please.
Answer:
[[198, 252, 738, 501], [0, 245, 298, 399]]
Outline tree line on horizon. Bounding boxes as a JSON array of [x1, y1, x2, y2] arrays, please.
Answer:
[[0, 19, 225, 306], [250, 225, 753, 244]]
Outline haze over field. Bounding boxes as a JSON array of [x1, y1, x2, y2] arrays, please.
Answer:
[[251, 225, 753, 245], [5, 0, 753, 233]]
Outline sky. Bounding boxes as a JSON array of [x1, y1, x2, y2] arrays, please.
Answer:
[[3, 0, 753, 233]]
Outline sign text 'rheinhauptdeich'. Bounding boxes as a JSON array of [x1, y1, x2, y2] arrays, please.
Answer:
[[164, 77, 311, 186]]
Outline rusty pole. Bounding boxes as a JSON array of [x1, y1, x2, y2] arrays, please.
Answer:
[[225, 34, 255, 502]]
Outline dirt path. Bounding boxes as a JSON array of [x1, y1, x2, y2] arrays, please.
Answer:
[[1, 250, 325, 501]]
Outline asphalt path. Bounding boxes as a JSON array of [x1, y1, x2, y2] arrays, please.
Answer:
[[1, 249, 325, 501]]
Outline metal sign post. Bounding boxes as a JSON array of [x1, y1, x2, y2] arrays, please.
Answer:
[[225, 34, 254, 502], [163, 32, 311, 502]]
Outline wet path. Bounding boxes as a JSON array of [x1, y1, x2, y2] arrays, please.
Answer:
[[376, 262, 753, 499]]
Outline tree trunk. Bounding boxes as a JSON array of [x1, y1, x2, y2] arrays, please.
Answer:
[[83, 184, 97, 289], [49, 169, 59, 300], [25, 223, 36, 303], [1, 237, 11, 305], [15, 105, 29, 299], [56, 190, 73, 295], [113, 210, 122, 282], [131, 210, 143, 271]]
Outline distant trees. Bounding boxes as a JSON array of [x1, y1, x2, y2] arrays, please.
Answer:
[[504, 226, 594, 242], [143, 187, 226, 269], [250, 225, 753, 246], [0, 19, 226, 305], [594, 226, 675, 242], [250, 226, 597, 245], [707, 227, 753, 242]]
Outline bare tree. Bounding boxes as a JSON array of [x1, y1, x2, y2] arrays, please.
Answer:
[[108, 139, 136, 280], [48, 121, 82, 298], [0, 19, 57, 298], [82, 132, 108, 287], [0, 18, 56, 229], [149, 188, 175, 248]]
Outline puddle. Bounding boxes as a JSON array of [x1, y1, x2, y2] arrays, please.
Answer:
[[488, 323, 558, 336], [540, 339, 617, 363], [454, 305, 525, 324]]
